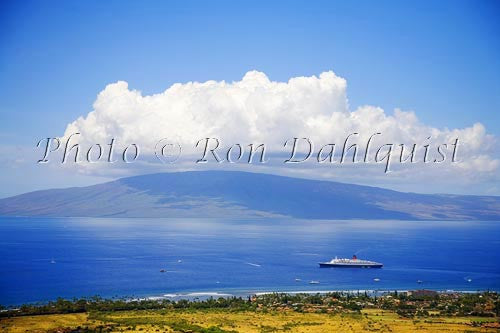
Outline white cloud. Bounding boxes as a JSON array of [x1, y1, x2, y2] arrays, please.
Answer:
[[57, 70, 499, 193], [63, 71, 350, 147]]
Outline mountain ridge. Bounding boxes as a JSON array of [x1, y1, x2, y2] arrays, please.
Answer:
[[0, 171, 499, 220]]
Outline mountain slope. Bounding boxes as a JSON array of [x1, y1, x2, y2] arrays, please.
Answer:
[[0, 171, 499, 220]]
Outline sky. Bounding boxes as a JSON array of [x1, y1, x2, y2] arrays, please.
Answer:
[[0, 0, 499, 197]]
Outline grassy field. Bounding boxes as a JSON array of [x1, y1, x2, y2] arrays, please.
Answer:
[[1, 309, 499, 333]]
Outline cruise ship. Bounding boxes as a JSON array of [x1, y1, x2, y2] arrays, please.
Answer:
[[319, 255, 383, 268]]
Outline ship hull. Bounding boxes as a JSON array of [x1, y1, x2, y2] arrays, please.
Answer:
[[319, 263, 383, 268]]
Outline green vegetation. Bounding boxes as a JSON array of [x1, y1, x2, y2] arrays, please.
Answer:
[[2, 291, 499, 318], [1, 292, 499, 332]]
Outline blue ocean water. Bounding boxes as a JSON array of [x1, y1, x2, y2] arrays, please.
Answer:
[[0, 217, 499, 305]]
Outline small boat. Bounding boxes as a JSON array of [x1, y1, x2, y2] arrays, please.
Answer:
[[50, 258, 56, 264], [177, 260, 182, 263], [160, 269, 166, 273], [309, 280, 320, 284], [373, 278, 380, 282], [417, 280, 423, 284], [295, 278, 302, 282], [467, 278, 472, 282]]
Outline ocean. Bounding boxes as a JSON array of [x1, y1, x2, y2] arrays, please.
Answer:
[[0, 217, 499, 305]]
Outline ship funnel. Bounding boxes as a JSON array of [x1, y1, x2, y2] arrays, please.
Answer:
[[352, 254, 357, 260]]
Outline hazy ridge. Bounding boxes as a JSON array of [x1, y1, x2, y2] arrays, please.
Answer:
[[0, 171, 499, 220]]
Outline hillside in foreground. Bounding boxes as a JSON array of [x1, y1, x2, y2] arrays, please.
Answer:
[[1, 292, 499, 332]]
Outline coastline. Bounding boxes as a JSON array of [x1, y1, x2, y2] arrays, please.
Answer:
[[3, 288, 494, 308], [2, 290, 499, 333], [141, 288, 496, 301]]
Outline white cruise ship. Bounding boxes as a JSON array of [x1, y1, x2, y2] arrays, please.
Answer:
[[319, 255, 383, 268]]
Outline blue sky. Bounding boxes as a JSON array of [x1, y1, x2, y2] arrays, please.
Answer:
[[0, 0, 499, 197]]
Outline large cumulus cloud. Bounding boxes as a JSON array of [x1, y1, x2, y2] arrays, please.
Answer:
[[59, 70, 499, 193]]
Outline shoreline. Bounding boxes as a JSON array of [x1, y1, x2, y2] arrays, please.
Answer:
[[143, 288, 495, 300], [3, 288, 498, 308], [2, 290, 498, 333]]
